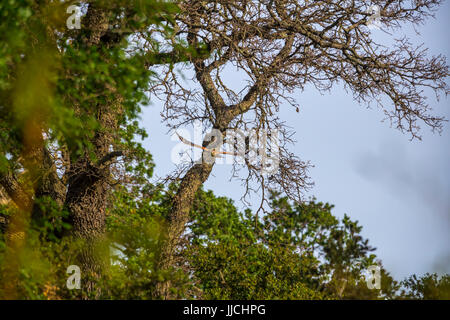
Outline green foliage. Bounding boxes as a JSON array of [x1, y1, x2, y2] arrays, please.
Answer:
[[0, 181, 447, 300], [187, 190, 399, 299], [0, 1, 447, 301], [0, 197, 79, 299], [100, 186, 403, 300], [0, 0, 187, 174], [400, 273, 450, 299], [101, 184, 192, 299], [0, 0, 192, 299]]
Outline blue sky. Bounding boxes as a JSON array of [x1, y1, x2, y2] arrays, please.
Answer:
[[140, 3, 450, 281]]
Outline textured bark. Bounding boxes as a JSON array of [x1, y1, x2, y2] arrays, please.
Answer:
[[0, 172, 32, 212], [64, 158, 110, 295], [63, 105, 122, 297]]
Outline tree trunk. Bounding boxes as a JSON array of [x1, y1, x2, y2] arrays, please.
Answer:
[[64, 159, 109, 297], [154, 161, 214, 299], [61, 3, 120, 297]]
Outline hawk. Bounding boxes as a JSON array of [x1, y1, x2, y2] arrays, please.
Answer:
[[176, 132, 239, 158]]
